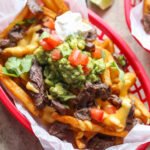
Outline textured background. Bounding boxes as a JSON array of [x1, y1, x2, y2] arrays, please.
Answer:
[[0, 0, 150, 150]]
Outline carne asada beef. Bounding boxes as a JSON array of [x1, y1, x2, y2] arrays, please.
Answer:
[[74, 108, 91, 121], [51, 100, 72, 115], [126, 104, 135, 131], [93, 83, 111, 100], [49, 122, 75, 145], [87, 134, 115, 150], [8, 25, 26, 43], [84, 28, 97, 42], [85, 42, 95, 52], [69, 82, 111, 110], [29, 59, 46, 108], [27, 0, 42, 14], [108, 95, 122, 109]]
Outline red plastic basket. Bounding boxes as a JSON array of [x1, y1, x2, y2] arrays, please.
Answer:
[[0, 9, 150, 149], [124, 0, 150, 52]]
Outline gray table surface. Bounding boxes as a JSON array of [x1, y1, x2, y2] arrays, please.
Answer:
[[0, 1, 150, 150]]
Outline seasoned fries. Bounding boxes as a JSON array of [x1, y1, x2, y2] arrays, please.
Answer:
[[52, 113, 128, 137], [0, 0, 149, 149], [0, 65, 40, 117]]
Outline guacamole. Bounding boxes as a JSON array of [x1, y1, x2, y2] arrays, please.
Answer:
[[35, 34, 106, 101]]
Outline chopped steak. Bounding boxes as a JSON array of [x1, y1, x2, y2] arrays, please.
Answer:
[[87, 134, 115, 150], [51, 100, 72, 115], [29, 59, 46, 108], [74, 108, 91, 120], [49, 122, 75, 145], [108, 95, 122, 109]]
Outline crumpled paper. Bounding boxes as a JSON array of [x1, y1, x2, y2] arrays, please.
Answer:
[[130, 2, 150, 50], [0, 0, 150, 150], [0, 0, 27, 32]]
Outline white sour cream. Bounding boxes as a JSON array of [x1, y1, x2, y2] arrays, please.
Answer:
[[55, 11, 93, 40]]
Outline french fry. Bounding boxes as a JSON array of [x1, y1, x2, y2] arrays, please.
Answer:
[[0, 65, 40, 117], [2, 32, 39, 57], [119, 73, 136, 97], [41, 106, 56, 124], [43, 7, 57, 19], [53, 0, 69, 13], [0, 6, 29, 38], [42, 0, 59, 12], [103, 97, 132, 132], [129, 94, 150, 124], [52, 113, 128, 137], [94, 39, 115, 54], [109, 67, 119, 84], [101, 69, 112, 86], [75, 132, 86, 149]]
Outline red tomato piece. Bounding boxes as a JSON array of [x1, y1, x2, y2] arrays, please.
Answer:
[[43, 36, 61, 49], [68, 49, 81, 66], [90, 108, 104, 122], [103, 106, 116, 114], [92, 48, 101, 59], [39, 40, 52, 51], [51, 49, 62, 61], [79, 53, 89, 66], [82, 66, 91, 75], [68, 49, 89, 67]]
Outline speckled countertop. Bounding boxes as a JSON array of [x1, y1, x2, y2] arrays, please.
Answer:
[[0, 1, 150, 150]]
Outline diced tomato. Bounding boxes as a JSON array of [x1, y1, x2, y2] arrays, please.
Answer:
[[92, 48, 101, 59], [51, 49, 62, 61], [43, 18, 55, 30], [82, 66, 91, 75], [68, 49, 89, 67], [79, 53, 89, 66], [40, 36, 61, 51], [39, 40, 52, 51], [68, 49, 81, 66], [103, 105, 116, 114], [90, 108, 104, 122], [44, 36, 61, 48]]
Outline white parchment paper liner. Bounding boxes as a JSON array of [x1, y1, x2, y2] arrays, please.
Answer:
[[0, 0, 150, 150], [130, 2, 150, 50]]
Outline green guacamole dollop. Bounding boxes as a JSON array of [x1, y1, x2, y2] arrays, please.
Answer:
[[35, 34, 106, 102]]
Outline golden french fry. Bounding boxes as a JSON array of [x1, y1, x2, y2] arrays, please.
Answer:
[[104, 97, 132, 132], [0, 65, 40, 117], [0, 6, 29, 38], [53, 0, 69, 13], [2, 32, 39, 57], [52, 113, 128, 137], [94, 39, 115, 53], [119, 73, 136, 97], [101, 69, 112, 86], [41, 106, 56, 124], [43, 7, 57, 19], [129, 94, 150, 124], [109, 67, 119, 84], [75, 132, 86, 149], [42, 0, 59, 12]]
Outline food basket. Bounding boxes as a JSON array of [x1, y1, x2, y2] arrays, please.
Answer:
[[0, 9, 150, 149], [124, 0, 150, 52]]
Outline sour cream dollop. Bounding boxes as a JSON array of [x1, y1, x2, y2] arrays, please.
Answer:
[[55, 11, 93, 40]]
